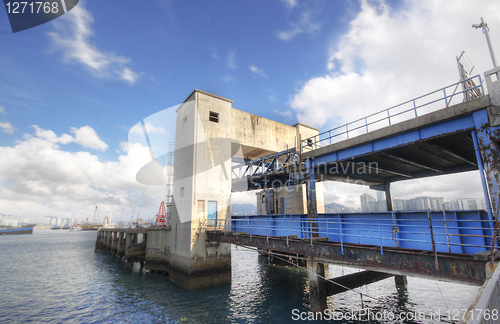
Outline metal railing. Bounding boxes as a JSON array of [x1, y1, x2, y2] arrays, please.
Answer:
[[302, 75, 485, 151], [204, 211, 498, 257], [231, 148, 299, 180], [464, 262, 500, 324]]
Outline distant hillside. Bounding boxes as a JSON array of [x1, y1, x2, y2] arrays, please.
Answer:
[[325, 202, 358, 213], [231, 203, 257, 216], [325, 202, 345, 209]]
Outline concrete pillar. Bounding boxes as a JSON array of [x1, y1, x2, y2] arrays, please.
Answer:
[[384, 182, 393, 212], [307, 258, 326, 312], [106, 231, 112, 253], [103, 231, 107, 250], [306, 160, 318, 219], [117, 232, 125, 261], [112, 232, 118, 256], [94, 229, 101, 253]]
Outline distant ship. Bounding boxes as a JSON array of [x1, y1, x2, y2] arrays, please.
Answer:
[[51, 225, 61, 230], [61, 224, 70, 230], [0, 224, 34, 235]]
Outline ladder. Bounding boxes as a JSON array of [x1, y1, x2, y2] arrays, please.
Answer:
[[284, 170, 297, 217]]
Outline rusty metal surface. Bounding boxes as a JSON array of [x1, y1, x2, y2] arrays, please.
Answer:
[[207, 232, 488, 285], [473, 110, 500, 226], [325, 270, 394, 296]]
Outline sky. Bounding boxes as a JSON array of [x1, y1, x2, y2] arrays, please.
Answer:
[[0, 0, 499, 222]]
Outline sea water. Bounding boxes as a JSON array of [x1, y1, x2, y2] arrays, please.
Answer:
[[0, 230, 480, 323]]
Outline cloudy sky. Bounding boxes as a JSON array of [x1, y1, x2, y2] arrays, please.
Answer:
[[0, 0, 499, 221]]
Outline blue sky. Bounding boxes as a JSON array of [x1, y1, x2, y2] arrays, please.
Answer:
[[0, 0, 499, 221]]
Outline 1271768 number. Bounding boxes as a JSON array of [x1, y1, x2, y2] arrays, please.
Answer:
[[5, 2, 59, 14]]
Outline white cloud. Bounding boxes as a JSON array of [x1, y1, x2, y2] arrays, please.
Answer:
[[30, 125, 73, 144], [24, 125, 107, 151], [71, 126, 108, 152], [0, 106, 5, 114], [290, 0, 500, 130], [269, 93, 279, 104], [129, 122, 166, 135], [0, 126, 163, 220], [289, 0, 498, 205], [280, 0, 297, 10], [223, 75, 233, 83], [277, 8, 322, 41], [48, 2, 139, 84], [210, 48, 219, 59], [0, 121, 14, 134], [273, 109, 293, 121], [249, 65, 269, 79], [227, 50, 237, 69]]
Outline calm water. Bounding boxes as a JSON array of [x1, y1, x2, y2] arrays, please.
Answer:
[[0, 230, 481, 323]]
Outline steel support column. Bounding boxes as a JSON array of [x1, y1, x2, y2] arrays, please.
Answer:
[[472, 110, 500, 223], [384, 182, 393, 212], [472, 130, 494, 223], [305, 159, 318, 237]]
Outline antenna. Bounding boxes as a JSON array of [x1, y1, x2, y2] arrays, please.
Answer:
[[472, 17, 498, 68]]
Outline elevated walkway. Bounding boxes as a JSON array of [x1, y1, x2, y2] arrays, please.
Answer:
[[225, 70, 500, 313], [231, 75, 489, 190]]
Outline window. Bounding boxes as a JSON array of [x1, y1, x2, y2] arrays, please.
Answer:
[[209, 111, 219, 123], [197, 200, 204, 212]]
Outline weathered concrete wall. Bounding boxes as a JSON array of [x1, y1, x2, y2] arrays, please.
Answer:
[[231, 108, 297, 159], [257, 183, 325, 215], [144, 90, 321, 289]]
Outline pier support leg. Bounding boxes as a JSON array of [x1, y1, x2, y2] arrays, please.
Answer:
[[384, 182, 393, 212], [307, 259, 326, 312], [124, 261, 131, 269], [394, 275, 407, 286], [94, 230, 101, 253], [117, 256, 123, 263]]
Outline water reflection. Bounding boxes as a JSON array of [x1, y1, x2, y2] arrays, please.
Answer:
[[0, 230, 481, 323]]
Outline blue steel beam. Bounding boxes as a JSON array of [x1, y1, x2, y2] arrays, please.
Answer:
[[379, 152, 444, 173], [206, 230, 489, 285], [308, 115, 475, 166], [228, 211, 495, 256]]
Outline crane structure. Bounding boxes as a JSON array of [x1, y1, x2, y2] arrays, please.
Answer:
[[154, 201, 167, 227], [92, 206, 100, 225]]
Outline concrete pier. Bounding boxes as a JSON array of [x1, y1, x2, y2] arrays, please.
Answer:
[[96, 228, 147, 263], [96, 225, 230, 290], [307, 259, 327, 312]]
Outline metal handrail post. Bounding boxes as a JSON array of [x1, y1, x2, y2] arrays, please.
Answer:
[[379, 224, 383, 254], [338, 214, 344, 254], [428, 211, 439, 270]]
